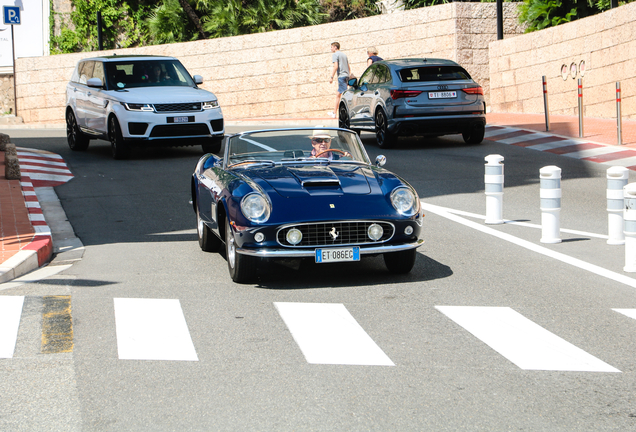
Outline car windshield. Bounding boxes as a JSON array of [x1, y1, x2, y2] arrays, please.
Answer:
[[398, 66, 471, 82], [226, 129, 371, 168], [105, 59, 195, 89]]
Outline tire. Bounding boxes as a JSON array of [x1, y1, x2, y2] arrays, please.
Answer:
[[384, 248, 416, 274], [66, 110, 90, 151], [109, 116, 130, 160], [202, 137, 223, 154], [338, 104, 351, 130], [375, 110, 396, 149], [197, 208, 221, 252], [226, 220, 258, 283], [462, 124, 485, 145]]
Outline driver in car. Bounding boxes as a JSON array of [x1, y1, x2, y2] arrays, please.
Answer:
[[309, 130, 351, 159]]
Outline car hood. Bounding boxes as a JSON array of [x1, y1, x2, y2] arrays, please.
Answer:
[[107, 86, 217, 103], [250, 164, 372, 198]]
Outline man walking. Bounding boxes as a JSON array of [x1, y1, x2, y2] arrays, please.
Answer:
[[328, 42, 350, 118]]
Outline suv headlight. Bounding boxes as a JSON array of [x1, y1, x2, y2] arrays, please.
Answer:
[[240, 193, 271, 223], [390, 186, 418, 216], [123, 103, 154, 112], [202, 101, 219, 109]]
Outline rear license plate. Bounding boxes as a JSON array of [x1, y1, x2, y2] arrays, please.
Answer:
[[428, 91, 457, 99], [315, 247, 360, 263], [168, 116, 194, 123]]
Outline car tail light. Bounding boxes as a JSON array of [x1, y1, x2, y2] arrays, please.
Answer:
[[391, 90, 423, 100], [462, 87, 484, 95]]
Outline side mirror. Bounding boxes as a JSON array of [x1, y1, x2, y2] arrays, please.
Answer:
[[360, 83, 368, 92], [87, 77, 103, 88], [193, 75, 203, 85], [375, 155, 386, 167], [347, 77, 358, 87]]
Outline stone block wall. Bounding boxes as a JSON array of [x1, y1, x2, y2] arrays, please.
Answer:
[[15, 3, 523, 124], [0, 76, 14, 114], [489, 2, 636, 119]]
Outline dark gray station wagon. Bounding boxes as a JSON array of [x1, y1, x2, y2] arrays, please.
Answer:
[[339, 58, 486, 148]]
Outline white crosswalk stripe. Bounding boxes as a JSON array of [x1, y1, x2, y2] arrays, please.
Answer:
[[613, 308, 636, 320], [113, 298, 199, 361], [436, 306, 620, 372], [274, 302, 394, 366], [0, 296, 24, 359]]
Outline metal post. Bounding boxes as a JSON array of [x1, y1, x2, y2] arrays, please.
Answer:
[[540, 166, 562, 244], [542, 76, 550, 131], [11, 25, 16, 116], [607, 166, 629, 245], [97, 12, 103, 51], [617, 82, 623, 146], [578, 78, 584, 138], [496, 0, 503, 40], [484, 154, 504, 224]]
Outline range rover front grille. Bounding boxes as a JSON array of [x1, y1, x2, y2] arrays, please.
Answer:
[[154, 102, 202, 112], [277, 221, 394, 247]]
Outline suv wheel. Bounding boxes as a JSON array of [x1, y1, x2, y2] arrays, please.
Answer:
[[462, 124, 485, 145], [338, 104, 351, 130], [375, 110, 396, 149], [109, 116, 129, 160], [66, 110, 90, 151]]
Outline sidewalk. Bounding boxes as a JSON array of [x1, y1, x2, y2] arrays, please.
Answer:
[[1, 112, 635, 283]]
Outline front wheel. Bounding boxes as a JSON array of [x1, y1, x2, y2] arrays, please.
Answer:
[[66, 110, 90, 151], [226, 221, 258, 283], [202, 137, 223, 154], [462, 124, 485, 145], [375, 110, 396, 149], [109, 116, 129, 160], [384, 248, 416, 274], [338, 104, 351, 130]]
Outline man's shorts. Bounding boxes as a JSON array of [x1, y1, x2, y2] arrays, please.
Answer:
[[337, 76, 348, 94]]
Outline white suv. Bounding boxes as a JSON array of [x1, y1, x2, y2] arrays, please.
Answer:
[[66, 55, 224, 159]]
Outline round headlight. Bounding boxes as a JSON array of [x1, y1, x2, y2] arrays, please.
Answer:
[[390, 187, 418, 216], [254, 232, 265, 242], [240, 193, 270, 223], [368, 223, 384, 241], [404, 225, 414, 235], [286, 228, 303, 245]]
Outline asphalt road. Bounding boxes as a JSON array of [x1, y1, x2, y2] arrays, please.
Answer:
[[1, 127, 636, 431]]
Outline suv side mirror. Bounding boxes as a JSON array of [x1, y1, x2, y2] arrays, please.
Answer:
[[193, 75, 203, 85], [87, 77, 103, 88], [347, 77, 358, 87]]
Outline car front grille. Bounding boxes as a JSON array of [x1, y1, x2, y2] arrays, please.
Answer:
[[154, 102, 202, 112], [149, 124, 211, 137], [277, 221, 394, 247]]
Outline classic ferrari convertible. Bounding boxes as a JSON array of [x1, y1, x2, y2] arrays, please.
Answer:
[[191, 128, 424, 283]]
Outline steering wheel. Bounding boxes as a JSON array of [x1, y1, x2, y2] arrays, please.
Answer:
[[315, 149, 347, 158]]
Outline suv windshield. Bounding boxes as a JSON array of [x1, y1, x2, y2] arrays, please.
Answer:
[[105, 60, 195, 89], [398, 66, 471, 82], [226, 129, 370, 167]]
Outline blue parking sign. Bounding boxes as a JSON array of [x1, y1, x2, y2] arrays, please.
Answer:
[[3, 6, 20, 25]]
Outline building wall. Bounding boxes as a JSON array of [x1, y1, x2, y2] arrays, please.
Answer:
[[489, 2, 636, 119], [15, 3, 523, 124]]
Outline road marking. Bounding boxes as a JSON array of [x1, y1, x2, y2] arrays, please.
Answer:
[[613, 309, 636, 320], [274, 302, 394, 366], [0, 265, 73, 292], [0, 296, 24, 358], [41, 295, 73, 354], [436, 306, 620, 372], [114, 298, 198, 361], [421, 202, 636, 289]]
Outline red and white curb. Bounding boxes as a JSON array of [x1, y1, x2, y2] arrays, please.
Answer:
[[486, 126, 636, 170], [0, 149, 74, 283]]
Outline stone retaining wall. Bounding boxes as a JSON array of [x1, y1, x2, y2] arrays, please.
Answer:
[[489, 2, 636, 120], [15, 3, 523, 124]]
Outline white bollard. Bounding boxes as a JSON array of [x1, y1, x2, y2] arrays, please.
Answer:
[[540, 166, 562, 244], [484, 154, 504, 224], [607, 166, 629, 245], [623, 183, 636, 272]]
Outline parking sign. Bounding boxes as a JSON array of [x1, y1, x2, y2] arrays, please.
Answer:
[[3, 6, 20, 25]]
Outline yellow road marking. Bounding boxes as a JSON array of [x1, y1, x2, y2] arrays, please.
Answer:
[[41, 295, 73, 354]]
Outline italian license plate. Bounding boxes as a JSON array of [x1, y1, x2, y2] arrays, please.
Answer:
[[315, 247, 360, 263], [168, 116, 194, 123], [428, 91, 457, 99]]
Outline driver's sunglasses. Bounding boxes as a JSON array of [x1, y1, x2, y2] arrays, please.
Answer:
[[312, 137, 331, 144]]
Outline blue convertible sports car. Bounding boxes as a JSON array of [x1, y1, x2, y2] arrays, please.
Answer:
[[191, 128, 424, 283]]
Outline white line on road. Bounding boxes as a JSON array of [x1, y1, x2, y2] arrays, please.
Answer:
[[114, 298, 198, 361], [274, 302, 394, 366], [0, 296, 24, 358], [421, 202, 636, 289], [436, 306, 620, 372], [613, 309, 636, 320]]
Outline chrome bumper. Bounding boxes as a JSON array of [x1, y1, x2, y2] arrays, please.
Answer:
[[236, 239, 424, 258]]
